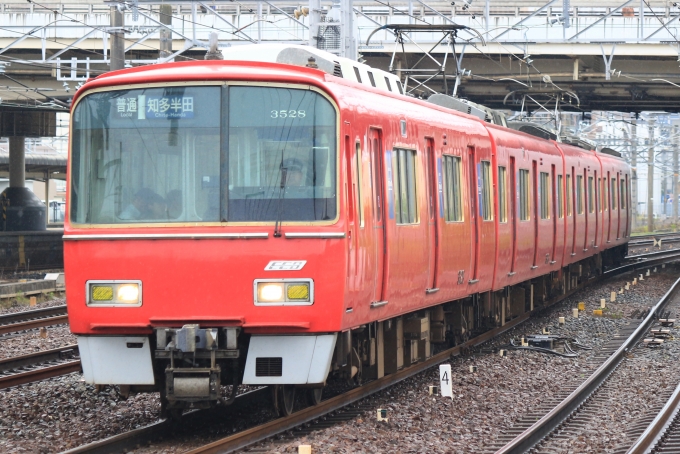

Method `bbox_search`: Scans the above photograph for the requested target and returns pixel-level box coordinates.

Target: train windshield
[70,85,337,224]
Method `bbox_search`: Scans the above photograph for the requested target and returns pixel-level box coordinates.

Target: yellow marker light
[91,286,113,301]
[258,283,284,302]
[286,284,309,301]
[117,284,140,302]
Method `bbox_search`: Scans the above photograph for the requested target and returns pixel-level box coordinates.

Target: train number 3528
[270,110,306,119]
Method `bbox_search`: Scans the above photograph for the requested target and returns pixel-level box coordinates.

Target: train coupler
[165,367,220,406]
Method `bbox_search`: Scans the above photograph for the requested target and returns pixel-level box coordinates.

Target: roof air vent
[507,122,558,141]
[600,147,622,158]
[333,61,343,78]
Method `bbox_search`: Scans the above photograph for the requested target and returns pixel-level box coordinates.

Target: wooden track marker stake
[611,291,616,302]
[29,296,36,307]
[299,445,312,454]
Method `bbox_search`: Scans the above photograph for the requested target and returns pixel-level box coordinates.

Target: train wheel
[273,385,295,416]
[307,387,323,406]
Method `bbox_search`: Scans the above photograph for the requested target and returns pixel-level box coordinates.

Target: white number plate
[264,260,307,271]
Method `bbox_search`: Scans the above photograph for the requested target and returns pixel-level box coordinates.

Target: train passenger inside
[166,189,182,219]
[119,188,167,221]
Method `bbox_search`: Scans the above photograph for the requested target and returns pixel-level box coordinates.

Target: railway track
[60,252,680,454]
[0,344,80,389]
[0,305,68,337]
[625,368,680,454]
[487,273,680,454]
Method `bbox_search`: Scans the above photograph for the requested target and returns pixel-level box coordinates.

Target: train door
[532,160,539,268]
[571,166,577,256]
[467,145,479,283]
[551,165,557,263]
[509,157,517,274]
[425,138,439,292]
[606,172,611,243]
[615,172,621,240]
[583,168,589,252]
[594,171,599,248]
[623,174,629,237]
[369,128,387,304]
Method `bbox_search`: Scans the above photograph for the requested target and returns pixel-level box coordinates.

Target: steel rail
[0,344,78,372]
[0,305,67,326]
[61,252,680,454]
[493,275,680,454]
[0,314,69,336]
[0,360,81,389]
[61,388,270,454]
[185,255,680,454]
[627,380,680,454]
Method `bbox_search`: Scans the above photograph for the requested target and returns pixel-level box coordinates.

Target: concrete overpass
[1,0,680,111]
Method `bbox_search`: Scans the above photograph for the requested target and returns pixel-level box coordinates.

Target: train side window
[620,179,626,209]
[498,166,507,223]
[519,169,530,221]
[540,172,550,219]
[355,141,364,227]
[392,148,418,224]
[588,176,594,214]
[443,155,462,222]
[611,178,617,210]
[481,161,493,221]
[566,174,572,216]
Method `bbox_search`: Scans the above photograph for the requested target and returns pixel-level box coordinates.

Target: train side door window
[443,155,463,222]
[588,176,594,214]
[519,169,530,221]
[498,166,507,223]
[599,178,604,212]
[577,175,584,214]
[620,179,626,209]
[355,141,364,227]
[604,176,609,211]
[566,174,572,216]
[480,161,493,221]
[392,148,418,224]
[611,178,617,210]
[557,175,564,218]
[540,171,550,219]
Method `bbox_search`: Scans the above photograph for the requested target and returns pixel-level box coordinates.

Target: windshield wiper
[273,167,288,238]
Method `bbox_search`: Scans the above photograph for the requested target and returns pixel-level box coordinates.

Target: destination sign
[114,95,195,119]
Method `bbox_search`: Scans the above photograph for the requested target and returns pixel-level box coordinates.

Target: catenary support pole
[110,6,125,71]
[673,123,678,225]
[8,137,25,188]
[648,118,655,233]
[159,4,173,60]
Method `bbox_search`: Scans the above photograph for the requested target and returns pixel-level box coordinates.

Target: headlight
[258,283,284,302]
[254,279,313,305]
[87,281,142,306]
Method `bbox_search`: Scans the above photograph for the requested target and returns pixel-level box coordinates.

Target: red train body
[65,46,630,414]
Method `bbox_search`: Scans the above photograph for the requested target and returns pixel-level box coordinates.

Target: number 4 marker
[439,364,453,398]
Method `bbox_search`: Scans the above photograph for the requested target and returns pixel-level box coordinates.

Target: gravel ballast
[1,270,677,453]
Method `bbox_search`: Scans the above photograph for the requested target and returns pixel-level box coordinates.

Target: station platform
[0,229,63,271]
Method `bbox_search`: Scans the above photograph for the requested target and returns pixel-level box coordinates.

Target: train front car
[65,62,344,416]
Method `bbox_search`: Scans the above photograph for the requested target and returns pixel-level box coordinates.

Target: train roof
[219,44,404,96]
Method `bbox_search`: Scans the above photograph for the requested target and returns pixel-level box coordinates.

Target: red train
[65,44,631,417]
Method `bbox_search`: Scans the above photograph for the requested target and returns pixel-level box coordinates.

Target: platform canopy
[0,151,66,181]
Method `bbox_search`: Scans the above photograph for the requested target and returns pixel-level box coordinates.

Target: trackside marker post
[440,364,453,399]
